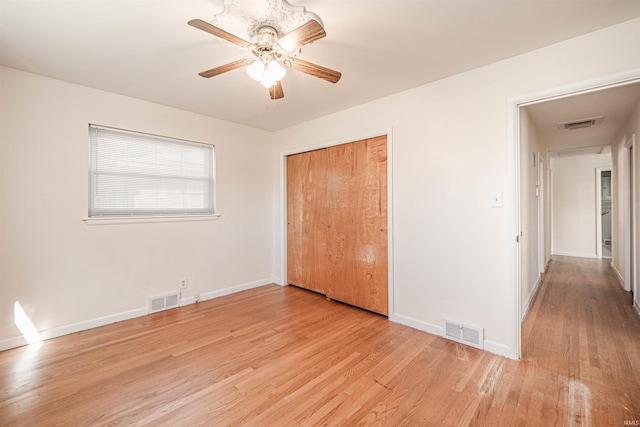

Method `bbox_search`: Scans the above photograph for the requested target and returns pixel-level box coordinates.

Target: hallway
[521,255,640,424]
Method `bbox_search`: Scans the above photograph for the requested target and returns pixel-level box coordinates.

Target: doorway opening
[513,73,640,359]
[597,168,612,259]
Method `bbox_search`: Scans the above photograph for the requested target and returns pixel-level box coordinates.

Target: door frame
[624,134,637,295]
[509,68,640,359]
[279,129,395,318]
[537,153,549,272]
[596,166,613,260]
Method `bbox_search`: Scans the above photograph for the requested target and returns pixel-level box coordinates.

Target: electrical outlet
[179,277,188,289]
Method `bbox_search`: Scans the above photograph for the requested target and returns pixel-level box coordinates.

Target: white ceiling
[525,82,640,155]
[1,0,640,131]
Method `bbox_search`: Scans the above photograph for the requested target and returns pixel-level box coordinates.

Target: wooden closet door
[326,136,388,315]
[286,149,327,293]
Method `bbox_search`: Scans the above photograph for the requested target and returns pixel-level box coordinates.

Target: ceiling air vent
[557,115,603,130]
[565,119,595,130]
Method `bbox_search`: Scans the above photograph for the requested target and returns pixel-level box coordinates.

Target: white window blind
[89,125,215,218]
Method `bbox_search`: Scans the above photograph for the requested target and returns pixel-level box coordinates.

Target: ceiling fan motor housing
[254,25,279,48]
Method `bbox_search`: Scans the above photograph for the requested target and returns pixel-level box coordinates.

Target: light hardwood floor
[1,256,639,425]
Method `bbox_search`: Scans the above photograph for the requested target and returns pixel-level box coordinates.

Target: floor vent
[149,292,180,314]
[443,319,484,349]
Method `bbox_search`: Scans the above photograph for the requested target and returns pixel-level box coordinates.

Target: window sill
[83,214,221,225]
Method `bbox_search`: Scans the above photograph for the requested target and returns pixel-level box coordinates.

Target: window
[88,125,216,219]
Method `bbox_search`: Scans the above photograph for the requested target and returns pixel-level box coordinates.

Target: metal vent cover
[148,292,180,314]
[443,319,484,349]
[557,115,604,130]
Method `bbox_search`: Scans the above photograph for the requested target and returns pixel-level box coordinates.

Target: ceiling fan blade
[198,59,247,78]
[289,58,342,83]
[188,19,251,49]
[269,81,284,100]
[277,19,326,52]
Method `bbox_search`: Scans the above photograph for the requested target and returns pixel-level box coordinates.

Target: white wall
[551,153,612,258]
[519,108,547,318]
[612,95,640,299]
[0,67,274,347]
[271,18,640,358]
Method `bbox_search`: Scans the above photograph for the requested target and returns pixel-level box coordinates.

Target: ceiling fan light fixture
[265,60,286,81]
[261,77,277,88]
[249,59,286,87]
[189,0,339,99]
[246,60,265,81]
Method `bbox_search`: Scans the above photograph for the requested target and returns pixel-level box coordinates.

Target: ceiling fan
[188,17,341,100]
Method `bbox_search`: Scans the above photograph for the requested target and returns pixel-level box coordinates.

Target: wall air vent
[443,319,484,349]
[148,291,180,314]
[557,115,603,130]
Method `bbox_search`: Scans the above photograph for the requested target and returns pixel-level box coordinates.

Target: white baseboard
[552,251,597,259]
[0,335,28,351]
[1,277,275,353]
[634,299,640,318]
[521,277,541,320]
[391,313,443,336]
[610,262,625,290]
[390,313,515,359]
[0,306,148,352]
[180,278,275,305]
[483,340,514,359]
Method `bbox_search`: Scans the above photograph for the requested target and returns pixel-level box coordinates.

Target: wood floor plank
[2,256,640,426]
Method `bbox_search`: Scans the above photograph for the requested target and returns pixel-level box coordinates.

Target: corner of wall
[610,262,625,289]
[520,276,542,320]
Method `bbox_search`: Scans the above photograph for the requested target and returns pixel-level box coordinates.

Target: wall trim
[622,134,636,292]
[1,278,274,352]
[634,299,640,318]
[391,313,516,359]
[0,306,148,352]
[610,262,625,289]
[483,341,514,359]
[0,336,28,352]
[180,278,275,305]
[392,313,443,336]
[521,276,542,320]
[551,251,598,259]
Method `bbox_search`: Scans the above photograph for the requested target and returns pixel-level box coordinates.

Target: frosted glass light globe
[265,60,286,81]
[246,60,265,81]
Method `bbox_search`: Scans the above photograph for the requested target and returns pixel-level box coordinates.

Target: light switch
[491,192,503,208]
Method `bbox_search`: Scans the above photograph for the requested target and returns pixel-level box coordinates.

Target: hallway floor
[521,255,640,425]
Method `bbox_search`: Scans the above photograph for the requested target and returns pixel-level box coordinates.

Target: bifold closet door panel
[286,149,328,293]
[326,136,388,315]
